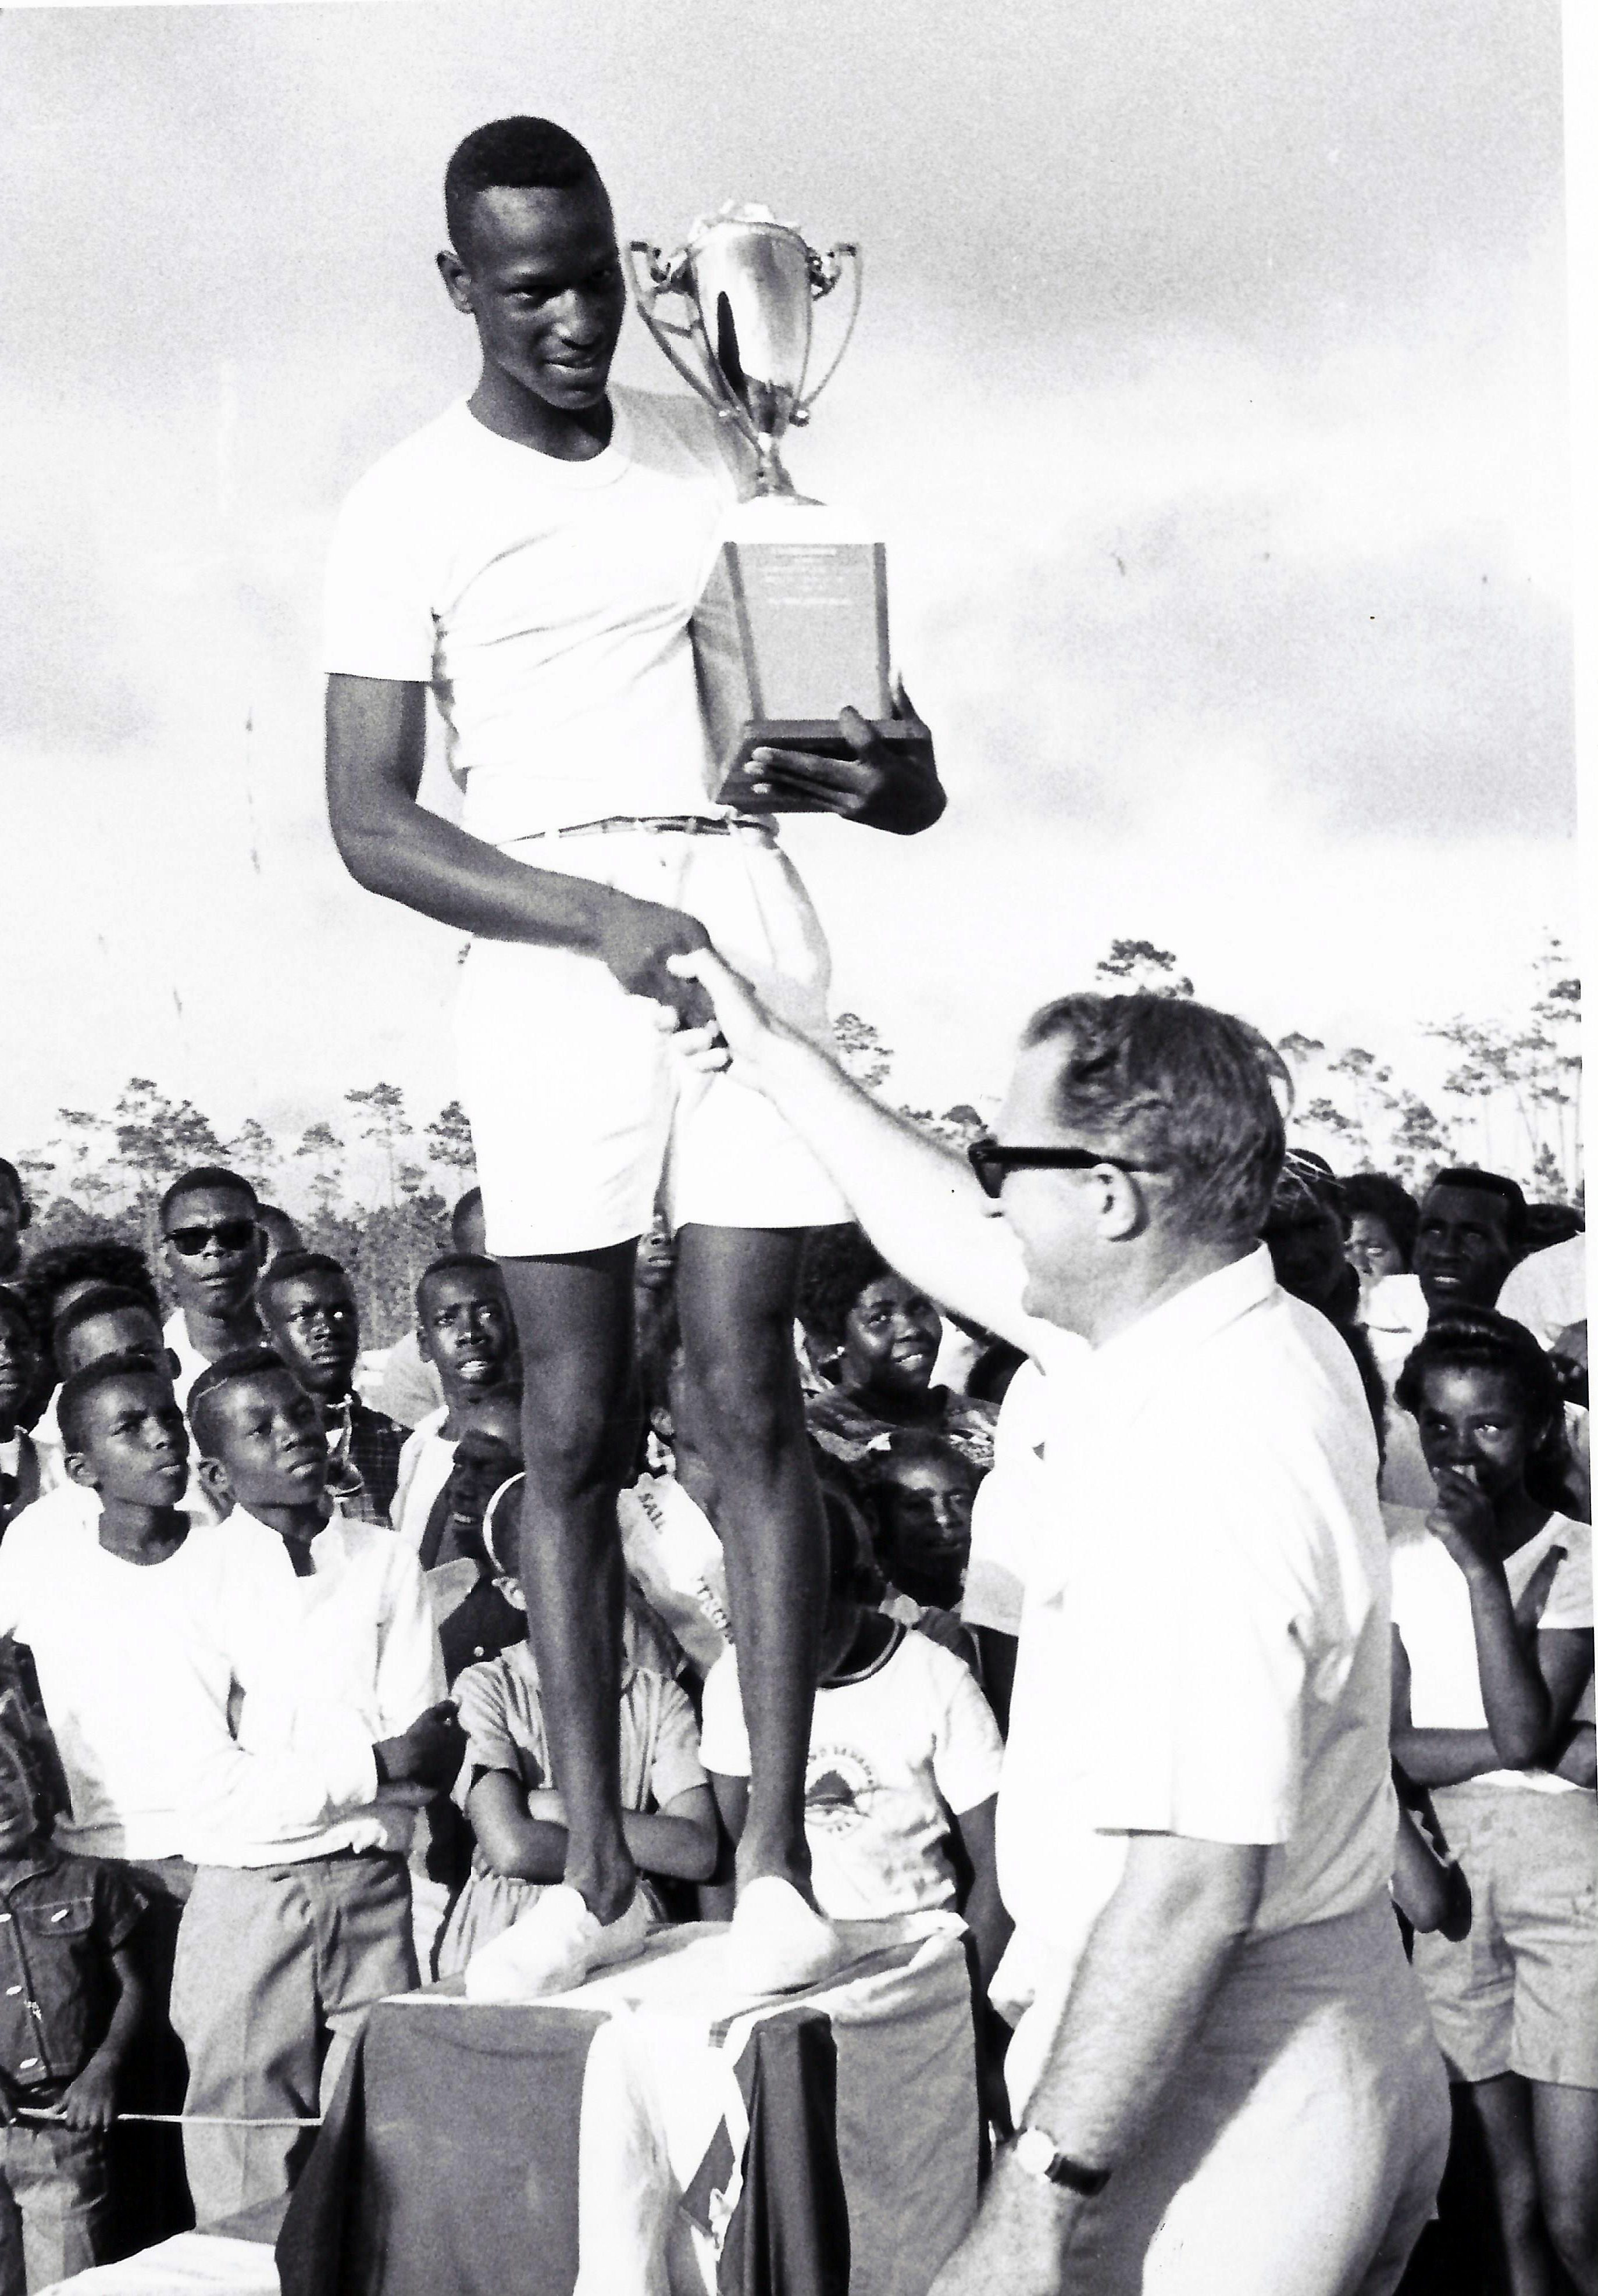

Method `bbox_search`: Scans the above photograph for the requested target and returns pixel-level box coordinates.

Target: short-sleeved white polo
[997,1247,1396,2001]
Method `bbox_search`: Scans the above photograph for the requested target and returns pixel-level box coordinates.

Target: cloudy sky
[0,0,1582,1183]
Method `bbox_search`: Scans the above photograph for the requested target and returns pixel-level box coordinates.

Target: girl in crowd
[1388,1309,1595,2296]
[798,1225,997,1474]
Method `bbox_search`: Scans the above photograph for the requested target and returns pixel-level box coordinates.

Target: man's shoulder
[338,402,473,498]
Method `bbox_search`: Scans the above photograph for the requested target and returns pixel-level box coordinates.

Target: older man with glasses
[157,1167,267,1410]
[668,956,1450,2296]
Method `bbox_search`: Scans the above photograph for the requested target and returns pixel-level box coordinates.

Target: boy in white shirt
[390,1255,516,1548]
[176,1350,461,2227]
[0,1353,416,2243]
[700,1490,1008,1987]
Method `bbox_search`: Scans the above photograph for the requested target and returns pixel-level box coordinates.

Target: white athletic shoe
[727,1877,851,1995]
[463,1883,653,2001]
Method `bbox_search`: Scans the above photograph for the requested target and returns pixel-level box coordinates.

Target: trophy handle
[794,243,863,419]
[625,240,752,430]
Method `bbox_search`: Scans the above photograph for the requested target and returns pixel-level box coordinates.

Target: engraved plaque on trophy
[628,205,912,810]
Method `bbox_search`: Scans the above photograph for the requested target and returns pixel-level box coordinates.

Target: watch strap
[1012,2128,1111,2196]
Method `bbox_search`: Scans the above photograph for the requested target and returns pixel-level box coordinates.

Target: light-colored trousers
[1008,1892,1451,2296]
[170,1853,416,2229]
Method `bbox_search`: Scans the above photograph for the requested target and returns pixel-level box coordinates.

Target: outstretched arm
[324,672,715,1022]
[668,948,1053,1353]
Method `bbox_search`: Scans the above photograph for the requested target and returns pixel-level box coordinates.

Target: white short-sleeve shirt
[998,1247,1397,1999]
[1387,1503,1592,1794]
[231,1508,447,1862]
[959,1360,1066,1638]
[323,389,742,843]
[700,1624,1003,1922]
[0,1488,376,1861]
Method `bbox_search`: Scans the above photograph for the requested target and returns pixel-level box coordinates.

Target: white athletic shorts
[456,821,852,1257]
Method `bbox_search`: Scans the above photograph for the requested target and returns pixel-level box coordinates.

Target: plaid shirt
[326,1396,408,1529]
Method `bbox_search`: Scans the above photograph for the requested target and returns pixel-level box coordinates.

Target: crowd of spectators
[0,1143,1588,2293]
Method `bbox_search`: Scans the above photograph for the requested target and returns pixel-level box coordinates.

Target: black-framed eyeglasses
[165,1218,258,1257]
[966,1138,1151,1201]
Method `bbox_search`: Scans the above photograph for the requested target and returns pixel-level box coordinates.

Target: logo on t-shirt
[805,1746,877,1833]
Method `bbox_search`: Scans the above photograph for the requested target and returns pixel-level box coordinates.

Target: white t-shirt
[391,1408,456,1549]
[1386,1503,1593,1793]
[998,1249,1398,2005]
[163,1309,215,1415]
[0,1485,376,1860]
[1497,1237,1586,1352]
[323,390,743,843]
[231,1507,445,1862]
[700,1625,1003,1923]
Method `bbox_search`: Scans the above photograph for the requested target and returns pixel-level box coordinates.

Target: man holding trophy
[322,116,943,1993]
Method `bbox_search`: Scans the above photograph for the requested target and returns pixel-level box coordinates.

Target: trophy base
[715,719,921,812]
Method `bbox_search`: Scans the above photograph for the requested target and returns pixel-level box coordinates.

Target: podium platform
[42,1914,979,2296]
[284,1911,978,2296]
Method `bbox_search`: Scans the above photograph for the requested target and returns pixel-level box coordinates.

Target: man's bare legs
[673,1224,825,1897]
[502,1243,640,1927]
[497,1224,832,1987]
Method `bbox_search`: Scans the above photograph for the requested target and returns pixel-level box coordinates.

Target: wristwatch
[1011,2127,1111,2197]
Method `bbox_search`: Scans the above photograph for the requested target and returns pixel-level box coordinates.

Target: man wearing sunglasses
[158,1168,267,1412]
[666,953,1449,2296]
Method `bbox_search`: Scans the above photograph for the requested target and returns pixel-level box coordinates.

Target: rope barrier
[14,2106,324,2128]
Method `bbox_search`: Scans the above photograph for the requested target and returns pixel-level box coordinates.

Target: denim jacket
[0,1845,141,2094]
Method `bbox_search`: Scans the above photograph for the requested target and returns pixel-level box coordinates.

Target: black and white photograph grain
[0,3,1591,2293]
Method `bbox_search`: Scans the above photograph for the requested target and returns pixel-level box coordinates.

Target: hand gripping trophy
[629,205,917,810]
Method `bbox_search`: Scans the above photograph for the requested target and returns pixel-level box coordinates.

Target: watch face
[1014,2130,1056,2177]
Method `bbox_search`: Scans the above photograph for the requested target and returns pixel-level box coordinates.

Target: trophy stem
[751,441,800,498]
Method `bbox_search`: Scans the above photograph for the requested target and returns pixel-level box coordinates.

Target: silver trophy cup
[628,205,908,808]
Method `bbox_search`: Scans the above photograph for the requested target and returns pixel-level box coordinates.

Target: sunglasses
[164,1219,258,1257]
[966,1138,1151,1200]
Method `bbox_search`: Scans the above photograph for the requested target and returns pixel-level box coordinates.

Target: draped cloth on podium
[277,1913,978,2296]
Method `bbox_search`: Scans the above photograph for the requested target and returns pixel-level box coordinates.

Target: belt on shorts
[516,813,773,842]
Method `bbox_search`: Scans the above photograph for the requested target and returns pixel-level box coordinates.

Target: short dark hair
[451,1186,484,1247]
[444,117,600,257]
[1394,1307,1564,1463]
[189,1346,296,1456]
[58,1351,175,1455]
[0,1159,24,1210]
[1342,1173,1420,1267]
[159,1167,259,1230]
[1523,1202,1584,1251]
[797,1225,892,1351]
[15,1242,160,1353]
[1019,993,1289,1248]
[1424,1168,1528,1253]
[415,1252,503,1311]
[52,1284,164,1374]
[258,1251,352,1312]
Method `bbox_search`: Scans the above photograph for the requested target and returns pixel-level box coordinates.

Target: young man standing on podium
[322,116,943,1995]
